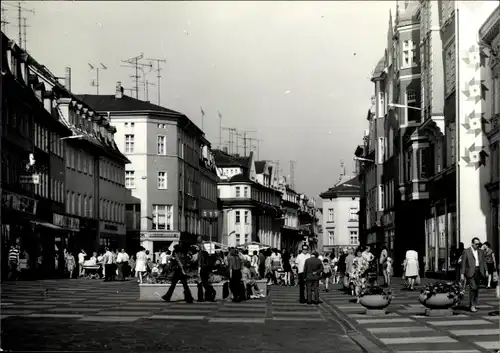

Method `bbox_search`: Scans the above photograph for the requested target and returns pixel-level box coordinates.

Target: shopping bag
[493,271,499,284]
[416,275,421,285]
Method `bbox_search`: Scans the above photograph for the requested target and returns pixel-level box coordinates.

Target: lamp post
[202,209,220,247]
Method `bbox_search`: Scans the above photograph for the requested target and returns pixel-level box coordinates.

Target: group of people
[67,248,131,281]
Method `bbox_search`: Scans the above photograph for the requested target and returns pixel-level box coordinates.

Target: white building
[215,151,282,248]
[319,176,360,256]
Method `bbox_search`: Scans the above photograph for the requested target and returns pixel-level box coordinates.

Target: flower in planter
[359,285,393,301]
[420,281,465,303]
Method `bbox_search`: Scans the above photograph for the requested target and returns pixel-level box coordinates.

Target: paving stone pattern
[322,281,500,353]
[1,279,362,352]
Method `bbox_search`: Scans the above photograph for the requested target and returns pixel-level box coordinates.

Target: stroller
[83,264,102,279]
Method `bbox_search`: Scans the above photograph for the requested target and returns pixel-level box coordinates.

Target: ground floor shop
[99,222,126,251]
[140,231,181,262]
[280,227,302,254]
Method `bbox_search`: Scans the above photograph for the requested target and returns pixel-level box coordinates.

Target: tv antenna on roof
[88,63,107,95]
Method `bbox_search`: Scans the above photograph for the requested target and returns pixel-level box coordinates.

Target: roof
[213,149,251,169]
[75,94,184,116]
[397,1,420,27]
[372,56,386,79]
[229,174,253,183]
[255,161,266,174]
[319,176,360,199]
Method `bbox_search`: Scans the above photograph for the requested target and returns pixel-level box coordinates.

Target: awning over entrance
[30,220,62,230]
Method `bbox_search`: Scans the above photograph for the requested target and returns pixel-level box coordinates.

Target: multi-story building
[356,1,498,277]
[481,6,500,268]
[298,194,319,251]
[79,82,218,254]
[2,32,129,277]
[278,181,301,252]
[319,177,360,256]
[215,151,282,248]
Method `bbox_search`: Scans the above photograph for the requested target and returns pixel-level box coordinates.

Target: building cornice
[479,6,500,44]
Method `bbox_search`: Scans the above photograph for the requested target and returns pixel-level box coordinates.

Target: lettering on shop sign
[53,213,80,230]
[104,224,118,231]
[141,232,180,239]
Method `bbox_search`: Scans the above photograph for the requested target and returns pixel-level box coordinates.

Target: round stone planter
[419,292,455,309]
[359,294,391,310]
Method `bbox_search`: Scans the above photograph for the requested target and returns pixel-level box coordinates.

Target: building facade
[481,6,500,269]
[279,183,301,253]
[215,151,282,248]
[79,83,218,255]
[356,1,499,277]
[319,177,360,256]
[2,32,129,278]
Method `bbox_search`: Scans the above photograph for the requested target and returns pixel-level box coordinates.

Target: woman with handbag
[404,249,419,291]
[482,242,497,288]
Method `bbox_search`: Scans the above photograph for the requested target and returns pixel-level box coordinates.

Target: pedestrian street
[321,281,500,353]
[1,279,363,352]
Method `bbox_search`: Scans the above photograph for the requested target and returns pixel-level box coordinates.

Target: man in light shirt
[116,249,129,281]
[78,249,87,277]
[461,237,487,312]
[295,244,311,304]
[103,247,114,282]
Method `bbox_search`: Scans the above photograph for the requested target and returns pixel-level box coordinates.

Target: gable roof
[254,161,266,174]
[75,94,184,116]
[213,149,251,169]
[319,176,360,199]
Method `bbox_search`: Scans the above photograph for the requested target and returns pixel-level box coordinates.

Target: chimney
[115,81,123,99]
[64,67,71,92]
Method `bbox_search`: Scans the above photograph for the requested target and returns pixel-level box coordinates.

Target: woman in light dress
[66,252,76,279]
[135,247,147,284]
[349,247,370,303]
[404,249,419,291]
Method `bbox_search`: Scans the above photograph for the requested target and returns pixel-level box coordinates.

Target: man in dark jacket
[304,251,323,305]
[337,249,348,290]
[227,248,244,302]
[197,241,216,302]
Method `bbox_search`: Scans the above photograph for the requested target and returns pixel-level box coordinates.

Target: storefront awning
[30,220,62,230]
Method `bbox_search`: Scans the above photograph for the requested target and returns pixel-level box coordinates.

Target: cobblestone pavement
[320,279,500,353]
[1,279,363,352]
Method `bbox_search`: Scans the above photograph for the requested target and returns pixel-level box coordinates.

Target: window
[130,122,135,128]
[328,231,334,245]
[244,211,249,224]
[378,92,385,118]
[235,210,241,224]
[402,40,417,68]
[125,134,135,153]
[157,171,167,189]
[349,208,359,221]
[328,208,334,222]
[244,234,249,244]
[378,185,385,211]
[350,231,359,245]
[157,135,166,155]
[444,40,456,95]
[387,128,394,158]
[235,186,241,197]
[88,196,93,218]
[244,187,249,198]
[235,234,241,246]
[152,204,173,230]
[378,137,385,164]
[406,90,417,103]
[125,171,135,188]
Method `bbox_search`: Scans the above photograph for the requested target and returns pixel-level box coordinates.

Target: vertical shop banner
[456,2,496,246]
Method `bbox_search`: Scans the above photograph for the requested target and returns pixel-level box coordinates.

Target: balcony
[399,179,429,201]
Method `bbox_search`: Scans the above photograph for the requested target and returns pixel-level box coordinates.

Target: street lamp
[388,103,422,111]
[353,156,375,163]
[202,209,220,247]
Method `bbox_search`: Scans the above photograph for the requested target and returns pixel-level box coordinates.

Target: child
[242,261,265,299]
[322,258,332,292]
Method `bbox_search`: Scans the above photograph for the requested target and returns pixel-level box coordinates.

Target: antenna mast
[146,57,166,105]
[241,130,257,157]
[1,5,8,32]
[121,53,152,99]
[8,2,34,48]
[217,111,223,149]
[89,63,107,95]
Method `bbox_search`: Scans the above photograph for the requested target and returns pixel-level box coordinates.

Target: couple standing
[295,245,323,305]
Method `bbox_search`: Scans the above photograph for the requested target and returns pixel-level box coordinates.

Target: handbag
[493,271,499,283]
[416,274,421,285]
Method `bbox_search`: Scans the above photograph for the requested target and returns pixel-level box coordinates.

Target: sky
[2,1,395,199]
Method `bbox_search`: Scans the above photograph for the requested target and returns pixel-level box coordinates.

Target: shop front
[99,222,126,251]
[140,231,181,261]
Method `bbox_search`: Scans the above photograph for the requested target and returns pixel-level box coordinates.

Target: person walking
[258,250,266,278]
[379,245,388,286]
[135,247,147,284]
[404,249,419,290]
[66,252,76,279]
[344,248,355,290]
[461,237,488,312]
[78,249,87,277]
[304,251,323,305]
[482,242,497,288]
[295,244,311,304]
[282,249,292,286]
[197,242,216,302]
[116,249,125,281]
[161,245,194,303]
[103,247,114,282]
[227,248,244,302]
[8,244,20,281]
